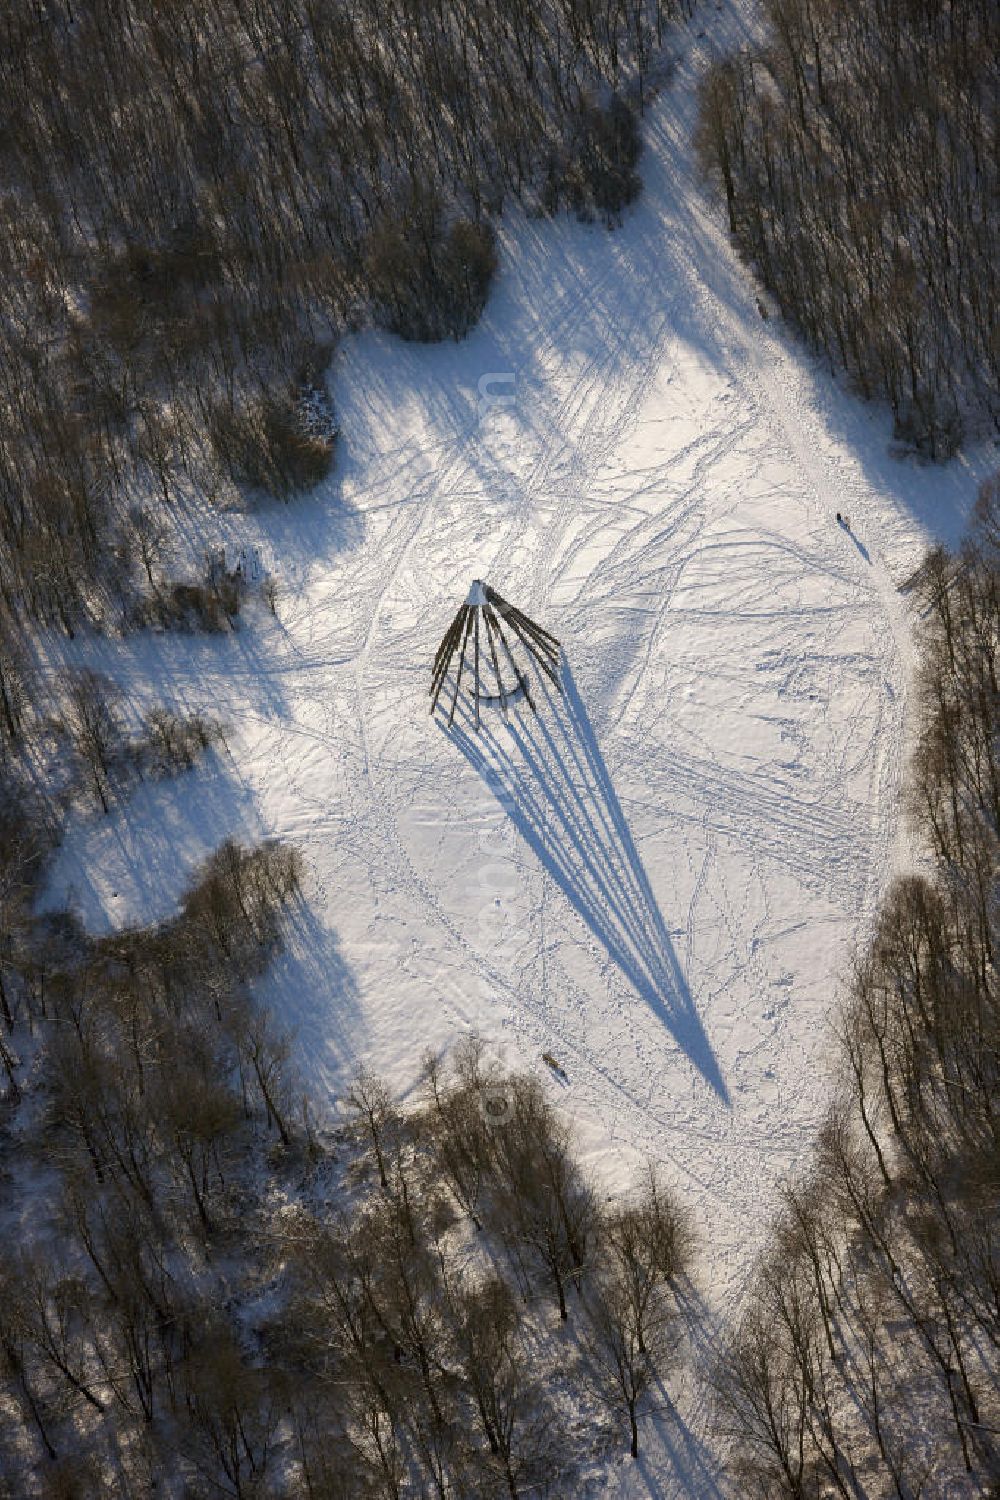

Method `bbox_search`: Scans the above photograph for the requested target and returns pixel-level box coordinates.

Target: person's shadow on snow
[837,513,871,562]
[443,661,729,1103]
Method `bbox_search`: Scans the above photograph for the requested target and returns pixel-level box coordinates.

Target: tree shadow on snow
[263,892,363,1105]
[443,661,728,1103]
[642,1386,728,1500]
[37,744,264,932]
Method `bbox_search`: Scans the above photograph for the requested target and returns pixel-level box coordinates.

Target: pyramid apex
[467,578,487,606]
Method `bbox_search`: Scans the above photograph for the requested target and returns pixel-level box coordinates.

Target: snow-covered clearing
[42,13,993,1493]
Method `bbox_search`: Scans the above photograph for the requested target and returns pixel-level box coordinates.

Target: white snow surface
[42,14,994,1493]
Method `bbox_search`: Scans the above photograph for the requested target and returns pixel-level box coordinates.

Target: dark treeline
[0,797,694,1492]
[298,1043,694,1488]
[0,829,303,1491]
[714,476,1000,1495]
[0,0,689,659]
[699,0,999,457]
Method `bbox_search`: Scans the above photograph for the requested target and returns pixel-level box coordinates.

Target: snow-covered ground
[42,14,994,1493]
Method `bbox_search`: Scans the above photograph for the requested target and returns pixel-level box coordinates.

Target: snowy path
[42,13,991,1493]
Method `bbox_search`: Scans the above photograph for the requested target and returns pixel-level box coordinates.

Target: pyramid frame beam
[480,603,509,716]
[448,606,475,727]
[484,600,536,714]
[430,605,468,714]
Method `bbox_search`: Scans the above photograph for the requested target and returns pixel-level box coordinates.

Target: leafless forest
[699,0,998,456]
[0,0,689,675]
[0,819,694,1492]
[2,0,998,1492]
[714,480,1000,1496]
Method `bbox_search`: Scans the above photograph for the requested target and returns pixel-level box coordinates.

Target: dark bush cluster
[558,96,644,222]
[366,203,499,344]
[714,476,1000,1495]
[698,0,999,456]
[208,392,336,500]
[140,707,224,774]
[131,574,242,634]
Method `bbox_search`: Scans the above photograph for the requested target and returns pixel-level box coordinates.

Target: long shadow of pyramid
[443,661,729,1103]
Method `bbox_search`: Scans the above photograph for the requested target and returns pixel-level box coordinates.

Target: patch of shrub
[57,671,224,809]
[133,574,241,633]
[209,394,336,500]
[138,709,224,775]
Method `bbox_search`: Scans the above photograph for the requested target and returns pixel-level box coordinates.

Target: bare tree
[448,1273,537,1497]
[487,1074,597,1321]
[178,1328,283,1499]
[62,669,124,814]
[583,1175,689,1459]
[348,1066,399,1191]
[123,503,169,591]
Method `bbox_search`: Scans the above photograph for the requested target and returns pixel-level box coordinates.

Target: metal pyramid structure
[431,580,561,730]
